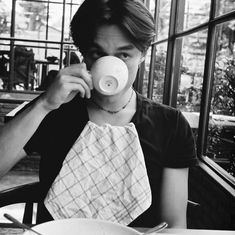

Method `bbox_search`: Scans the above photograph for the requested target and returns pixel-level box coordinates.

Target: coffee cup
[90,56,128,95]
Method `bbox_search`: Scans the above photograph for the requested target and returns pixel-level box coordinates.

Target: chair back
[0,182,41,224]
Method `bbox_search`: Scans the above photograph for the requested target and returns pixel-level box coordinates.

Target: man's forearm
[0,97,50,177]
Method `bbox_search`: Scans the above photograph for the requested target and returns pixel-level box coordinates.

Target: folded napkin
[44,121,151,225]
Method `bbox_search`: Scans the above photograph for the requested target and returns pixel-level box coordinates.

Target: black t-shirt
[23,92,197,227]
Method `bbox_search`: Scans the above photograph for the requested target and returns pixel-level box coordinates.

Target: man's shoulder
[136,92,179,117]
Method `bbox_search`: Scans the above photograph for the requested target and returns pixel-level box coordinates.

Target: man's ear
[138,56,145,67]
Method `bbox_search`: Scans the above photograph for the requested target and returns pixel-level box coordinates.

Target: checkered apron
[44,121,151,225]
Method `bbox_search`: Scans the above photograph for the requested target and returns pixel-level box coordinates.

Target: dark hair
[70,0,155,55]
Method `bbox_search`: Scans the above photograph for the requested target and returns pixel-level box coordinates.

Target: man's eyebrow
[89,42,103,50]
[89,42,135,51]
[117,44,135,51]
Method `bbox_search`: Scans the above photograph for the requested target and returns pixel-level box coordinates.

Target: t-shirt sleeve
[163,110,198,168]
[24,116,48,155]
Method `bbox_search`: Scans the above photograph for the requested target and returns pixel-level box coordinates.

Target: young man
[0,0,197,228]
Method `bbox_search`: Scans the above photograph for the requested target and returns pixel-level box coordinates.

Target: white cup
[90,56,128,95]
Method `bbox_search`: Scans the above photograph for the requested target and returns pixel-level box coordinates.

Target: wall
[187,164,235,230]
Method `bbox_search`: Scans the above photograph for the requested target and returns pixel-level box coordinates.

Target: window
[206,20,235,178]
[176,30,207,134]
[152,43,167,104]
[176,0,211,32]
[157,0,171,41]
[0,0,83,92]
[215,0,235,16]
[143,0,235,184]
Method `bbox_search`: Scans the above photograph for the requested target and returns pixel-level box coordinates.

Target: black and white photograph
[0,0,234,234]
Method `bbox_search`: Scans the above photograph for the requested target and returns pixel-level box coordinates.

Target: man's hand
[41,63,93,111]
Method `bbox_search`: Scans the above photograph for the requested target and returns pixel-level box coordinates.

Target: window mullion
[44,1,50,59]
[197,1,218,158]
[8,0,17,91]
[147,45,156,99]
[163,0,180,106]
[59,0,66,69]
[147,0,159,99]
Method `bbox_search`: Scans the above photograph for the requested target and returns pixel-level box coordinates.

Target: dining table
[0,223,234,235]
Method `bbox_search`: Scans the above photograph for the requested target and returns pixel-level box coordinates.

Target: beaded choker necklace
[92,89,134,114]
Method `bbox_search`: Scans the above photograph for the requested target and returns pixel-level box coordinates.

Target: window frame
[142,0,235,190]
[0,0,81,92]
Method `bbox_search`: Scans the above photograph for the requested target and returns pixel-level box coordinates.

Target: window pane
[0,0,11,37]
[64,3,80,40]
[176,30,207,132]
[157,0,171,40]
[215,0,235,16]
[70,0,84,5]
[176,0,210,32]
[47,3,63,41]
[0,41,10,91]
[1,41,61,91]
[141,47,151,97]
[0,0,85,92]
[63,44,81,67]
[206,21,235,177]
[145,0,156,17]
[34,47,60,91]
[15,1,47,40]
[51,0,64,3]
[152,43,167,103]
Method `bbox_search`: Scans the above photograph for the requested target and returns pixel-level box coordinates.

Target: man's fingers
[59,63,93,90]
[64,83,86,98]
[60,75,91,98]
[64,77,92,98]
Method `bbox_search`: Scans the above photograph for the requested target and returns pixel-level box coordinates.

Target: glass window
[0,0,12,37]
[34,47,60,91]
[0,42,10,90]
[152,43,167,103]
[0,0,83,92]
[215,0,235,16]
[64,3,80,40]
[141,47,151,97]
[157,0,171,40]
[71,0,84,5]
[176,0,211,32]
[176,30,208,131]
[47,3,63,41]
[206,21,235,177]
[51,0,64,3]
[145,0,156,17]
[15,1,47,40]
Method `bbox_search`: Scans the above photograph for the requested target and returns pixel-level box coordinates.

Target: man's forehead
[95,25,130,42]
[92,25,135,50]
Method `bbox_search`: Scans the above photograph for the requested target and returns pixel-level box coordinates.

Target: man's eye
[93,52,102,59]
[89,50,104,59]
[119,53,129,60]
